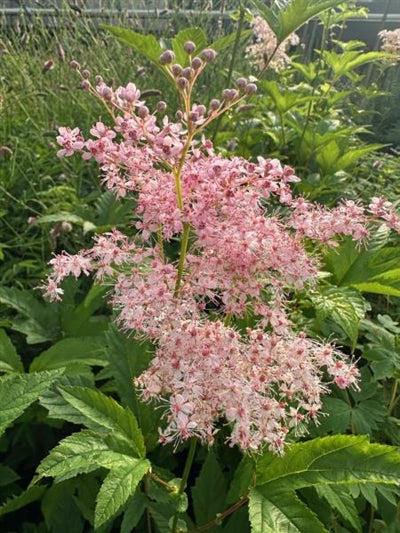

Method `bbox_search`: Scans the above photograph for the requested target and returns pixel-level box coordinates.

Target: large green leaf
[192,451,227,531]
[250,0,343,45]
[30,337,107,372]
[0,370,64,436]
[36,429,138,483]
[94,459,150,529]
[249,486,328,533]
[250,436,400,533]
[0,486,46,518]
[0,287,59,343]
[315,485,361,532]
[0,329,23,373]
[324,227,400,297]
[101,26,163,69]
[56,386,146,457]
[104,325,161,451]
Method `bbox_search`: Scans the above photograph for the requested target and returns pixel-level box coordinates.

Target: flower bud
[159,50,175,65]
[201,48,217,62]
[191,57,202,70]
[171,64,183,77]
[245,83,257,95]
[176,110,184,120]
[80,79,90,90]
[182,67,194,80]
[184,41,196,54]
[196,104,206,115]
[42,60,54,74]
[101,86,113,100]
[138,105,150,118]
[95,75,103,84]
[236,77,247,89]
[157,101,167,112]
[222,89,238,101]
[82,69,90,79]
[70,59,80,70]
[188,111,199,122]
[177,77,188,89]
[210,99,220,110]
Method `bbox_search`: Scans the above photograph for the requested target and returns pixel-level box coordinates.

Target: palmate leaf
[0,369,64,437]
[315,485,361,532]
[56,386,146,458]
[250,436,400,533]
[94,459,150,529]
[324,226,400,297]
[249,0,343,44]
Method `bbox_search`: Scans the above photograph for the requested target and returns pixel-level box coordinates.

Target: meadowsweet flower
[379,28,400,64]
[246,15,300,71]
[43,66,399,454]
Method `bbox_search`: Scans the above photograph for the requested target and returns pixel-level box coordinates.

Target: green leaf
[249,486,328,533]
[227,456,255,504]
[57,386,146,457]
[0,465,20,487]
[172,28,208,67]
[36,429,138,483]
[0,287,59,343]
[0,486,46,518]
[121,492,147,533]
[94,459,150,529]
[192,451,227,531]
[211,29,253,53]
[310,287,366,348]
[30,337,107,372]
[324,226,400,297]
[0,370,64,436]
[61,283,108,337]
[250,0,343,45]
[315,397,351,434]
[0,328,24,373]
[42,481,84,533]
[255,435,400,489]
[104,325,161,451]
[315,485,361,532]
[102,25,163,69]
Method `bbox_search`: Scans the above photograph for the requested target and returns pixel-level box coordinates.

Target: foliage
[1,2,400,532]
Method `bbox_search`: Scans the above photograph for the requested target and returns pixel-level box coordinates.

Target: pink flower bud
[70,60,80,70]
[183,41,196,54]
[210,99,220,110]
[182,67,194,80]
[245,83,257,95]
[95,75,103,84]
[80,80,90,90]
[82,69,90,79]
[201,48,217,62]
[171,64,183,77]
[191,57,202,70]
[42,60,54,73]
[177,77,188,89]
[236,77,247,89]
[157,101,167,111]
[159,50,175,65]
[138,105,150,118]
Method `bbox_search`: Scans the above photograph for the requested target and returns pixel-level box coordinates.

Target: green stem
[174,222,190,297]
[388,378,399,415]
[171,438,197,533]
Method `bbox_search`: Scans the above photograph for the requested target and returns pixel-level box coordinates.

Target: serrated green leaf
[250,0,343,44]
[0,486,46,518]
[0,369,64,436]
[121,491,147,533]
[61,283,108,337]
[57,386,145,457]
[42,481,84,533]
[315,397,352,434]
[102,25,163,69]
[256,435,400,489]
[249,486,328,533]
[227,456,255,504]
[36,429,137,483]
[94,459,150,529]
[172,28,208,67]
[192,451,227,531]
[315,485,361,532]
[0,328,24,373]
[39,374,95,425]
[30,337,107,372]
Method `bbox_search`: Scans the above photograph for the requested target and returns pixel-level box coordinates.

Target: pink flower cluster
[246,15,300,71]
[43,60,400,453]
[379,28,400,64]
